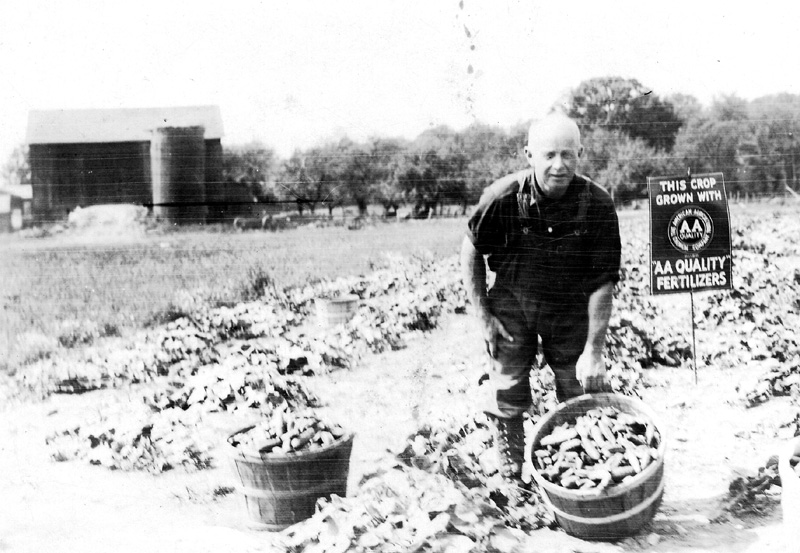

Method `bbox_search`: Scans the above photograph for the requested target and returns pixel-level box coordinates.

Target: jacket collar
[522,173,585,206]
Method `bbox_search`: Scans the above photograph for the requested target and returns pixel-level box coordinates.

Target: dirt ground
[1,310,796,553]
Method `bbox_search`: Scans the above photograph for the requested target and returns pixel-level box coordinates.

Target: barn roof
[26,105,224,145]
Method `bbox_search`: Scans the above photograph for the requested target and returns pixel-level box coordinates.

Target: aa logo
[668,207,713,253]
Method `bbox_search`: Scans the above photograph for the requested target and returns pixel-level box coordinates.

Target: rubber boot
[488,414,526,482]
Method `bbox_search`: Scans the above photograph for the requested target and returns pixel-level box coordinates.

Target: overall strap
[517,174,593,228]
[516,173,532,220]
[575,178,593,233]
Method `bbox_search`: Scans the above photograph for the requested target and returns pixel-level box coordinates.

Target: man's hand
[461,236,514,358]
[479,311,514,358]
[576,348,607,392]
[578,281,614,393]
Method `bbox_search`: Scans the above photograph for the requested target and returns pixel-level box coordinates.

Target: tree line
[5,77,799,215]
[224,77,799,215]
[223,124,525,218]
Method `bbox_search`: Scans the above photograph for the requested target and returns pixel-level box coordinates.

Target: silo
[150,126,207,224]
[204,139,225,223]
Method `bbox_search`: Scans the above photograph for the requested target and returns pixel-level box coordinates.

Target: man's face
[524,126,582,199]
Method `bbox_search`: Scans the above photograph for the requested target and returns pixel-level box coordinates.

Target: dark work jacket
[468,172,621,301]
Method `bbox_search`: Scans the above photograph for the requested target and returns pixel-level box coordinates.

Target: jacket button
[547,227,553,233]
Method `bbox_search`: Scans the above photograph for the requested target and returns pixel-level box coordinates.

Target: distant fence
[17,198,469,229]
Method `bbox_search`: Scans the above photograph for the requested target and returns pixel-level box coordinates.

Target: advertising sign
[648,172,732,295]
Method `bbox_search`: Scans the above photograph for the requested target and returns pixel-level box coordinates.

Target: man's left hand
[576,349,607,393]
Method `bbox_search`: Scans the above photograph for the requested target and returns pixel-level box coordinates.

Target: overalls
[484,176,594,416]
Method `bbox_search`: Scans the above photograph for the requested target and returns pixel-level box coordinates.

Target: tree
[277,136,407,217]
[709,94,749,122]
[222,142,277,201]
[276,150,308,213]
[666,93,703,126]
[582,128,670,203]
[396,153,439,217]
[402,126,471,215]
[278,151,309,214]
[373,180,403,215]
[428,137,469,211]
[673,120,748,193]
[337,138,376,217]
[561,76,683,151]
[367,137,408,215]
[304,143,348,215]
[744,94,800,193]
[670,95,753,196]
[460,123,525,205]
[1,144,31,187]
[277,144,346,215]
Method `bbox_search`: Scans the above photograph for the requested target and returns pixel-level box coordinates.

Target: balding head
[527,113,582,151]
[524,113,583,199]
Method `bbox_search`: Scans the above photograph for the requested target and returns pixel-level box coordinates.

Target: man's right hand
[461,236,514,357]
[480,311,514,357]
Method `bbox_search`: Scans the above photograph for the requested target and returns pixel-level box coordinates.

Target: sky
[1,0,799,164]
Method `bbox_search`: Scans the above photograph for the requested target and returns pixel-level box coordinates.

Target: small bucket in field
[228,426,355,530]
[315,294,359,327]
[779,437,800,539]
[529,393,666,541]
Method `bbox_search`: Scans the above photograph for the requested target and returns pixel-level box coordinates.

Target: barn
[26,105,227,225]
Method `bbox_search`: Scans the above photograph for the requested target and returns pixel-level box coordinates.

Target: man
[460,113,621,479]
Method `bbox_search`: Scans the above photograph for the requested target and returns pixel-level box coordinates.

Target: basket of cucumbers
[227,406,354,530]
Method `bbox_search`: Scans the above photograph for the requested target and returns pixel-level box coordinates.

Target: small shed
[0,185,32,232]
[26,106,225,224]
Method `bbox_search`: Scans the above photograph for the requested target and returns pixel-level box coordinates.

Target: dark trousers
[484,283,588,417]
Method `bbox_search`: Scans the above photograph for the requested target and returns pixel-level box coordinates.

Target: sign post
[647,171,732,382]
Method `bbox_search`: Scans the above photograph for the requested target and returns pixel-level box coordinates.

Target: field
[0,218,465,370]
[1,203,800,552]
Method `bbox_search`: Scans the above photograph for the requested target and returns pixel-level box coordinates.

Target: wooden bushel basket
[315,294,359,327]
[529,393,667,541]
[228,427,355,530]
